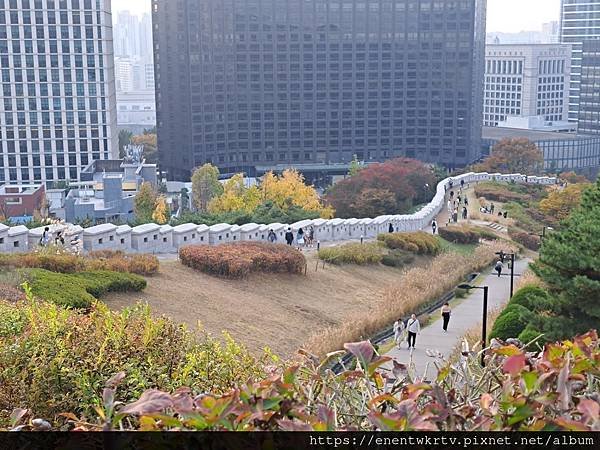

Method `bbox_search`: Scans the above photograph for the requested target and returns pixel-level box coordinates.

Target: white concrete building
[484,44,572,127]
[0,0,118,184]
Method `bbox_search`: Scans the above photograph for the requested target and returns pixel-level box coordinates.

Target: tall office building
[153,0,487,181]
[560,0,600,122]
[484,44,571,127]
[579,40,600,134]
[0,0,118,184]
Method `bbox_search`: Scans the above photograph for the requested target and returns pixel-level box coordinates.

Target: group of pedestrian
[276,226,315,249]
[479,202,508,219]
[39,227,65,247]
[393,302,453,350]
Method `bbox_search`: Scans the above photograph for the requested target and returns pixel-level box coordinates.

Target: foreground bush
[489,304,534,341]
[21,331,599,431]
[21,269,147,309]
[381,250,415,268]
[0,301,267,425]
[318,242,383,265]
[378,232,441,255]
[0,250,159,276]
[438,225,480,244]
[508,228,541,251]
[179,242,306,278]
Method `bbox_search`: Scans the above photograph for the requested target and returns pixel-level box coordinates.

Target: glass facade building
[153,0,487,181]
[560,0,600,122]
[579,40,600,134]
[0,0,118,185]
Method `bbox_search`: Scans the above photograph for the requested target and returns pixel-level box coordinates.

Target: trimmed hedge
[180,242,306,278]
[438,226,480,245]
[22,269,147,309]
[318,242,383,265]
[377,232,442,255]
[508,228,541,251]
[0,251,159,276]
[509,285,555,312]
[490,304,534,341]
[381,250,415,268]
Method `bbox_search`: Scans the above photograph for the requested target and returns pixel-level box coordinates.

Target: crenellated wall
[4,172,557,255]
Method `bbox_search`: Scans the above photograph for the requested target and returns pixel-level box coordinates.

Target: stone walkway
[383,257,530,380]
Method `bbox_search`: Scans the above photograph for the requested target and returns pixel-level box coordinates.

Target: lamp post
[458,283,489,367]
[496,251,516,299]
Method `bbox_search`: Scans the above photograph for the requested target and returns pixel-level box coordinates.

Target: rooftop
[482,127,584,142]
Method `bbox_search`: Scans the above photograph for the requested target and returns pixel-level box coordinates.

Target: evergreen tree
[532,178,600,331]
[134,182,157,224]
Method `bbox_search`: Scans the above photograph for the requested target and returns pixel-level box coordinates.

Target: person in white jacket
[406,314,421,349]
[393,319,406,349]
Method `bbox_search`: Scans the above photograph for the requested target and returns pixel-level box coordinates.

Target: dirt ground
[103,253,410,359]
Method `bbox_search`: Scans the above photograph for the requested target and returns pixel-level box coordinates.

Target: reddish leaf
[578,399,600,421]
[344,341,375,369]
[105,371,126,388]
[502,354,526,376]
[119,390,173,415]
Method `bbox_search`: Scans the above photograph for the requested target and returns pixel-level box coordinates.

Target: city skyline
[112,0,562,34]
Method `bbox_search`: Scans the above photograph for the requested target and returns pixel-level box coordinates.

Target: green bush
[490,304,534,341]
[518,325,546,351]
[0,301,267,424]
[318,242,383,265]
[381,250,415,268]
[509,285,555,312]
[21,269,147,309]
[378,232,441,255]
[438,226,480,245]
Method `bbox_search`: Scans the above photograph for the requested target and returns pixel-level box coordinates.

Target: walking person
[40,227,50,247]
[307,225,315,247]
[495,259,503,278]
[490,203,495,214]
[441,302,451,332]
[462,207,468,220]
[431,219,437,235]
[285,227,294,246]
[460,179,465,189]
[268,229,277,243]
[296,228,305,249]
[388,223,394,233]
[464,197,469,206]
[393,318,406,350]
[447,199,452,214]
[453,208,458,223]
[406,314,420,349]
[54,230,65,246]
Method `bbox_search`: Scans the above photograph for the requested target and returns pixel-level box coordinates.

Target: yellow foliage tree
[260,170,334,218]
[539,183,590,222]
[208,174,261,214]
[152,195,169,224]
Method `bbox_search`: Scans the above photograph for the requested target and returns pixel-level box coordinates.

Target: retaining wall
[1,172,556,255]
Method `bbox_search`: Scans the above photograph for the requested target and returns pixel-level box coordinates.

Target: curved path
[384,257,530,380]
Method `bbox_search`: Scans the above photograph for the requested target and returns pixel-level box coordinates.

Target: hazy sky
[112,0,562,33]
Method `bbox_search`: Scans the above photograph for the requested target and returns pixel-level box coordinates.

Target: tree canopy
[475,138,544,175]
[191,164,223,212]
[325,158,436,218]
[134,182,157,224]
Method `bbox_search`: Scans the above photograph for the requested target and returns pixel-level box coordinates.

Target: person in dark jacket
[388,223,394,233]
[285,228,294,246]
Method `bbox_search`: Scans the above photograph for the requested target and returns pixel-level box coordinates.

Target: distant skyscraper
[578,40,600,134]
[484,44,571,127]
[0,0,118,184]
[153,0,487,181]
[560,0,600,122]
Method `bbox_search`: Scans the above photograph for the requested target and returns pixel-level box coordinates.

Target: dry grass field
[103,252,415,359]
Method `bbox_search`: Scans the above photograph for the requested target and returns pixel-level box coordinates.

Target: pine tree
[532,178,600,331]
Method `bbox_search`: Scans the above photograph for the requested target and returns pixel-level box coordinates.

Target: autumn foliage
[474,138,544,175]
[326,158,436,218]
[179,242,306,279]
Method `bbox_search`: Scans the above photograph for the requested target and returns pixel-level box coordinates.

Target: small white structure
[83,223,119,252]
[258,224,270,241]
[230,224,241,242]
[6,225,29,252]
[361,218,378,238]
[131,223,162,253]
[240,223,260,241]
[0,224,8,252]
[157,225,174,253]
[329,218,348,241]
[346,218,363,239]
[209,223,233,244]
[116,225,133,251]
[173,223,202,247]
[311,218,332,241]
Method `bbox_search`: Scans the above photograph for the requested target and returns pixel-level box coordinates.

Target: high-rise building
[153,0,487,181]
[560,0,600,122]
[0,0,118,184]
[579,40,600,134]
[484,44,571,127]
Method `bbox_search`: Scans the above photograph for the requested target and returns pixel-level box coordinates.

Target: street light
[458,283,489,367]
[496,251,516,298]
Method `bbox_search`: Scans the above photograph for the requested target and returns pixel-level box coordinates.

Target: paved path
[384,257,530,380]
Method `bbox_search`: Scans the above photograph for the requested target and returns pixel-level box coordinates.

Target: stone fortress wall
[0,172,557,255]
